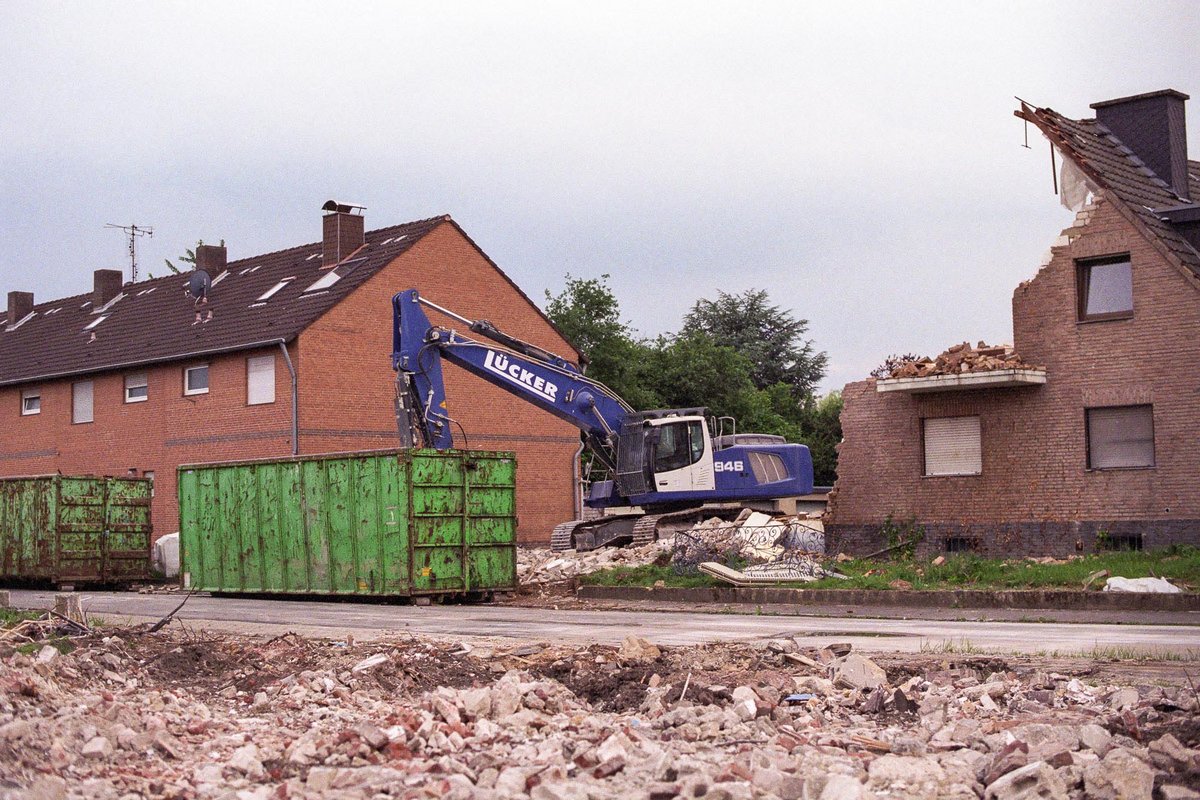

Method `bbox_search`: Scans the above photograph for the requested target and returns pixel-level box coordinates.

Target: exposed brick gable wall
[299,222,578,542]
[827,193,1200,556]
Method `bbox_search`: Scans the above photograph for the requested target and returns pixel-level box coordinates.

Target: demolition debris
[0,626,1197,800]
[881,342,1044,379]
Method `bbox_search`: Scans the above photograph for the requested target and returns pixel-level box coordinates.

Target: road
[9,589,1199,657]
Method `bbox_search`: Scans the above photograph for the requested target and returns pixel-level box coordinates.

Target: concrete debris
[0,626,1196,800]
[518,538,672,585]
[1103,576,1182,593]
[885,341,1043,379]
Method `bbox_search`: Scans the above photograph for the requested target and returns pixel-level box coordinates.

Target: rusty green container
[177,449,517,597]
[0,475,153,585]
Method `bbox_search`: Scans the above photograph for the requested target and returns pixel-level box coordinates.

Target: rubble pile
[885,342,1043,379]
[518,539,672,585]
[2,627,1197,800]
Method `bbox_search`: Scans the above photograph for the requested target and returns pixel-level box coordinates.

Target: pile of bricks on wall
[883,342,1043,379]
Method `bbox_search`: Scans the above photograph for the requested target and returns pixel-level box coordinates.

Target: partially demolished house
[0,205,581,544]
[828,89,1200,557]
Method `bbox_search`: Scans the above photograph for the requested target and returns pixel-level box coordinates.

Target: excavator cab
[613,411,717,498]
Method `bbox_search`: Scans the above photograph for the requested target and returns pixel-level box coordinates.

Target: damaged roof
[1016,99,1200,283]
[0,216,448,387]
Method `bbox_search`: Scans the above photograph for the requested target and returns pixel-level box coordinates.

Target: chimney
[93,269,123,308]
[1091,89,1190,200]
[321,200,365,268]
[6,291,33,327]
[195,243,227,274]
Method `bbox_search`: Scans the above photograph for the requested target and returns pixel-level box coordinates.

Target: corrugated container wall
[0,475,152,585]
[178,449,517,597]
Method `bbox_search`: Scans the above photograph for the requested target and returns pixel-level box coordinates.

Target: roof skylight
[95,292,125,313]
[304,270,342,292]
[256,277,296,301]
[84,315,108,330]
[210,270,229,286]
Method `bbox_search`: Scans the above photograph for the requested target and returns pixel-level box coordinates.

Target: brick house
[827,90,1200,557]
[0,205,582,545]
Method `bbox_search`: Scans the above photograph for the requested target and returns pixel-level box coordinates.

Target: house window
[1087,405,1154,469]
[20,389,40,415]
[1077,256,1132,321]
[72,380,94,424]
[246,355,276,405]
[184,364,210,396]
[124,372,148,403]
[144,470,155,496]
[922,416,981,476]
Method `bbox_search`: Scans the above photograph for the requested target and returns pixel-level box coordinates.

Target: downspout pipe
[276,340,299,456]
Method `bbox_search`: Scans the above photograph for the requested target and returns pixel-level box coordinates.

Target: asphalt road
[8,589,1199,657]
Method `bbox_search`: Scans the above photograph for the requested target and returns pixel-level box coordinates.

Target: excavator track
[631,505,750,546]
[550,520,586,552]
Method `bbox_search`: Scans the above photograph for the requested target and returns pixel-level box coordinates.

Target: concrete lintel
[876,369,1048,394]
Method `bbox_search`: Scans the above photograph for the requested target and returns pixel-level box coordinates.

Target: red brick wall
[297,222,579,544]
[828,195,1200,554]
[0,345,295,542]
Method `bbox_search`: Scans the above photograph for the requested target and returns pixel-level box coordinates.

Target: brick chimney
[93,269,123,308]
[1092,89,1190,201]
[321,200,365,268]
[195,243,227,274]
[6,291,33,326]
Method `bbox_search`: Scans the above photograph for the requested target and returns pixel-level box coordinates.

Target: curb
[577,585,1200,612]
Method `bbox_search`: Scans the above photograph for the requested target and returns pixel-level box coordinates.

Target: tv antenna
[105,223,153,282]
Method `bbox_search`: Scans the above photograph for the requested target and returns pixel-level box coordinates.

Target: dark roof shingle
[0,216,447,386]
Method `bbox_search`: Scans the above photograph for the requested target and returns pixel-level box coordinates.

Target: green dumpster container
[0,474,153,585]
[178,449,517,597]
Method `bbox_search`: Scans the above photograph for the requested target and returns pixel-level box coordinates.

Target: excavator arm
[391,289,634,468]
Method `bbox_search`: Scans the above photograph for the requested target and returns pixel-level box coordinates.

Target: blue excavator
[392,289,814,551]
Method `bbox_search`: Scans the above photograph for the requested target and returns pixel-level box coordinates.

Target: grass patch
[579,546,1200,592]
[0,608,42,628]
[578,564,720,589]
[16,637,75,656]
[802,546,1200,591]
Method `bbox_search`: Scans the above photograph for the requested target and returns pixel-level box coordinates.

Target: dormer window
[1077,255,1132,321]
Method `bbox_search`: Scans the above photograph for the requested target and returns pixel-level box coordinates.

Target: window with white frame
[1087,405,1154,469]
[20,389,40,415]
[72,380,94,424]
[922,416,981,476]
[124,372,148,403]
[246,355,276,405]
[184,364,209,396]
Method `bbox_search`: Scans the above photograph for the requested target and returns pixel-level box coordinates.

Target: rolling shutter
[247,355,276,405]
[72,380,93,424]
[923,416,981,476]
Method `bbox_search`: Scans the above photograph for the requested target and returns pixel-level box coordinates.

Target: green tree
[795,390,843,486]
[680,289,827,398]
[544,274,659,408]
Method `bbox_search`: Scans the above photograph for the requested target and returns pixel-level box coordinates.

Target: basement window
[124,372,148,403]
[256,277,295,301]
[1077,255,1132,321]
[184,364,209,396]
[72,380,93,424]
[1086,405,1154,469]
[1097,532,1143,552]
[922,416,981,476]
[21,389,40,415]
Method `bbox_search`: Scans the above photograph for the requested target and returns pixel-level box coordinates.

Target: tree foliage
[681,289,827,398]
[544,276,842,483]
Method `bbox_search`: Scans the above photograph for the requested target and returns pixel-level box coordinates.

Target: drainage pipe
[276,340,299,456]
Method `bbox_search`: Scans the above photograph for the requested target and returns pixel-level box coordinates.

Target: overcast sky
[1,2,1197,394]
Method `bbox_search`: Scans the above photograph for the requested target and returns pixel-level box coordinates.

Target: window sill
[1086,465,1155,472]
[21,411,40,417]
[922,473,982,478]
[184,390,209,397]
[1077,314,1133,325]
[125,397,148,404]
